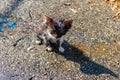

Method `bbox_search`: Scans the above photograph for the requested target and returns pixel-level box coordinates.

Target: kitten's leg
[35,35,44,45]
[36,33,48,45]
[59,37,65,52]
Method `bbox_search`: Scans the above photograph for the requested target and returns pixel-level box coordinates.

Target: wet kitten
[34,16,73,52]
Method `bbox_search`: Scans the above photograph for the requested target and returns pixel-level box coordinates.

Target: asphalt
[0,0,120,80]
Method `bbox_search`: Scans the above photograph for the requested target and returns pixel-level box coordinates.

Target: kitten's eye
[54,23,58,27]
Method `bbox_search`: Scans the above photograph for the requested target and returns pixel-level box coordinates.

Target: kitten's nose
[59,24,64,27]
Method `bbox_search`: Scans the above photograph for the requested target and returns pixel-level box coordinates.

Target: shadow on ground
[52,41,118,78]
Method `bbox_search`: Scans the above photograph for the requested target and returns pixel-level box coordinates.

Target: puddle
[74,41,120,57]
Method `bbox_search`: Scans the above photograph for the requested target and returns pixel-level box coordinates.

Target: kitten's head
[44,16,73,39]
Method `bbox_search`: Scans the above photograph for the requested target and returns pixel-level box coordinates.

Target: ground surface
[0,0,120,80]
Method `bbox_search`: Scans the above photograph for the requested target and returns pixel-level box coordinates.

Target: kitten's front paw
[59,47,65,53]
[35,39,43,45]
[36,40,41,44]
[46,46,52,52]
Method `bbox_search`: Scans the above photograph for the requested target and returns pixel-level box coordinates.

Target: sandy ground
[0,0,120,80]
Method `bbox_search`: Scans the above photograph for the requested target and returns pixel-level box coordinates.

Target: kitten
[34,16,73,52]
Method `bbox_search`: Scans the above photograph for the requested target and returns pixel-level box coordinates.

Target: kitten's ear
[44,16,53,23]
[43,16,55,29]
[64,20,73,28]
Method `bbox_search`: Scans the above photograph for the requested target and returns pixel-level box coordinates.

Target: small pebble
[27,46,34,51]
[64,3,71,6]
[70,8,77,13]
